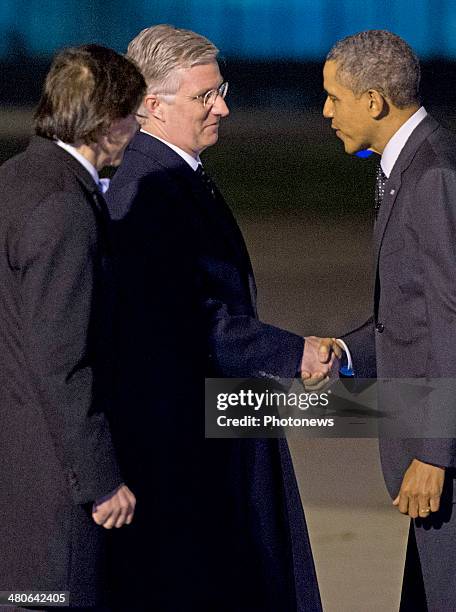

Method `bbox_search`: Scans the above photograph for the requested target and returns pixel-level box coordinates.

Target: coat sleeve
[341,317,377,378]
[204,297,305,379]
[16,191,123,504]
[108,172,305,380]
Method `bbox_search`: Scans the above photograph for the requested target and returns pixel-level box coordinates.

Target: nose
[211,94,229,118]
[323,96,333,118]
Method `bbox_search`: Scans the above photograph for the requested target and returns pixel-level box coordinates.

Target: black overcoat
[0,137,123,607]
[105,132,322,612]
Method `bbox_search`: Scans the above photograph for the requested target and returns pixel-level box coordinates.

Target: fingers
[417,494,431,519]
[429,494,440,514]
[303,371,326,383]
[303,375,330,391]
[115,488,136,527]
[318,339,332,363]
[331,340,343,360]
[393,492,438,518]
[302,365,331,380]
[103,506,121,530]
[92,486,136,529]
[124,487,136,525]
[318,338,341,362]
[92,507,108,526]
[397,492,410,515]
[408,496,419,519]
[393,460,444,518]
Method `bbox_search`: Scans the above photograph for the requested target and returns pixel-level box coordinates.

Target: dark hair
[34,44,146,144]
[327,30,420,109]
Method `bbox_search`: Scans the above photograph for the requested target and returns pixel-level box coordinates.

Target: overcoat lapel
[129,133,258,306]
[184,169,258,309]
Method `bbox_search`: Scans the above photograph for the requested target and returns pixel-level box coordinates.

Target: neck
[371,105,420,155]
[72,143,103,171]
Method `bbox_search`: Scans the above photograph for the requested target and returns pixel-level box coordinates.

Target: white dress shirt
[55,140,110,193]
[381,106,427,178]
[140,129,202,171]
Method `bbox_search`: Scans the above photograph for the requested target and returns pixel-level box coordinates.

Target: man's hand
[92,484,136,529]
[393,458,445,518]
[301,336,342,386]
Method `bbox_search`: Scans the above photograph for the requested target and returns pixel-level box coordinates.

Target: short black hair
[327,30,420,109]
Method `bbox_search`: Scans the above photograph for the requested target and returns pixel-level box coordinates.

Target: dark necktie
[196,164,216,198]
[374,162,387,220]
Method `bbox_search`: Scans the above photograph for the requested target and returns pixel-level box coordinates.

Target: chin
[207,133,219,147]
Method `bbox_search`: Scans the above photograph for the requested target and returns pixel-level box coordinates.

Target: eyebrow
[193,80,224,97]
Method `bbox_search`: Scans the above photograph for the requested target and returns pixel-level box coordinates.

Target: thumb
[392,495,399,506]
[318,339,331,362]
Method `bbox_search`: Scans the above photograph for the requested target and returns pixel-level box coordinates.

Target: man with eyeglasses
[106,24,331,611]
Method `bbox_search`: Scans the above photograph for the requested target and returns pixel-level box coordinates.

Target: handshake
[300,336,344,388]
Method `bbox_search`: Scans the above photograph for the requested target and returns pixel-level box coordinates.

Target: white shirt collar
[140,129,201,171]
[381,106,427,178]
[55,139,101,185]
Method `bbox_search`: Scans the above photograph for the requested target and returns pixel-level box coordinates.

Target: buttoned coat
[345,115,456,610]
[0,137,123,607]
[105,132,322,612]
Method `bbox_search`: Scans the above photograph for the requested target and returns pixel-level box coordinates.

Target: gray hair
[127,24,219,95]
[327,30,420,108]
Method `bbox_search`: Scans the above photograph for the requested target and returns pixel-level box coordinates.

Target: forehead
[323,60,351,96]
[177,61,222,93]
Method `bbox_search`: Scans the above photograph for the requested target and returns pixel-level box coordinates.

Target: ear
[144,93,165,121]
[366,89,386,118]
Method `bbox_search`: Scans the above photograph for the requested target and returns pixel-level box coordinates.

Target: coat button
[375,323,384,333]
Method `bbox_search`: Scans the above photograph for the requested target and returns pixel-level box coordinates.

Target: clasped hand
[92,484,136,529]
[301,336,342,388]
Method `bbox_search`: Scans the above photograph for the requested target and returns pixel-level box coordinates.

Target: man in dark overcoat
[0,44,145,608]
[106,24,338,612]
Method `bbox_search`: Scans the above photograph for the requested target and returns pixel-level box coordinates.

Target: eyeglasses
[133,81,229,115]
[190,81,229,108]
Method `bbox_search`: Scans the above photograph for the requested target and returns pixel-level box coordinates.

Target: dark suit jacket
[0,136,122,606]
[345,115,456,497]
[105,132,321,612]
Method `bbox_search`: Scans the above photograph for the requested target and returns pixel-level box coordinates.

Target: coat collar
[374,115,440,261]
[128,131,195,176]
[27,135,111,225]
[125,131,257,307]
[28,135,101,195]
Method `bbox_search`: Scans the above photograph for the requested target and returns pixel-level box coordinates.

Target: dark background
[0,5,453,608]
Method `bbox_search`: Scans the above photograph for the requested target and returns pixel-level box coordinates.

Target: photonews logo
[205,379,342,438]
